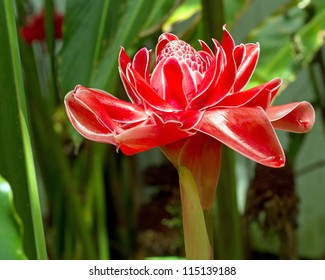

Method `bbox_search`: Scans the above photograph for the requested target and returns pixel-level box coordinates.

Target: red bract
[19,9,63,44]
[65,26,315,168]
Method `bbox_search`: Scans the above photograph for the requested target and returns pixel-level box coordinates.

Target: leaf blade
[0,176,27,260]
[0,0,47,259]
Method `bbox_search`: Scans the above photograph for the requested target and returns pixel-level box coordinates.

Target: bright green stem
[215,147,244,259]
[203,208,214,251]
[4,0,47,259]
[178,166,212,260]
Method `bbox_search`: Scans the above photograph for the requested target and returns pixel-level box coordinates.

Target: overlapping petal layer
[65,86,199,154]
[65,27,315,168]
[199,107,285,167]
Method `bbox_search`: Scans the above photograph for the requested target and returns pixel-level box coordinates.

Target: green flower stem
[203,208,214,251]
[215,147,244,259]
[200,0,244,259]
[178,166,212,260]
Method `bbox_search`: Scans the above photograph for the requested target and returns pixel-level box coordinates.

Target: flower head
[65,26,315,169]
[19,9,63,44]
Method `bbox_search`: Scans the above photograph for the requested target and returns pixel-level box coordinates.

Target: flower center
[158,40,207,74]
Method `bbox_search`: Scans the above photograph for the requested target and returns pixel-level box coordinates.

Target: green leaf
[0,176,27,260]
[0,0,47,259]
[60,0,183,96]
[249,4,325,87]
[230,0,293,42]
[92,0,155,91]
[58,0,110,94]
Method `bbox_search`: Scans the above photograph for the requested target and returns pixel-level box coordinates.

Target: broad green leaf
[92,0,155,91]
[58,0,110,94]
[0,0,47,259]
[0,176,27,260]
[249,4,325,87]
[248,5,304,83]
[59,0,156,95]
[227,0,292,42]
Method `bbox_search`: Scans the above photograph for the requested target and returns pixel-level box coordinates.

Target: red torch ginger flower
[65,26,315,169]
[20,9,63,44]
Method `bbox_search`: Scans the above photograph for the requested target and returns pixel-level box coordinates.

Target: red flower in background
[19,9,63,44]
[64,26,315,168]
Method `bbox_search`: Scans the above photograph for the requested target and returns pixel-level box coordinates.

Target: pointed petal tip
[268,101,315,133]
[64,85,83,104]
[73,84,85,93]
[118,47,126,58]
[298,118,315,132]
[260,154,286,168]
